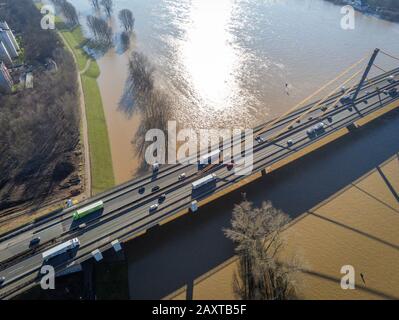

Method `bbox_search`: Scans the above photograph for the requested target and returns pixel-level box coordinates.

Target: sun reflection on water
[179,0,242,112]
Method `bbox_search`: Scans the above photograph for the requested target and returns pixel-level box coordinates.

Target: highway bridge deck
[1,67,399,299]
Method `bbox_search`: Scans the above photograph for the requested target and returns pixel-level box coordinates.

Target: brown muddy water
[68,0,399,183]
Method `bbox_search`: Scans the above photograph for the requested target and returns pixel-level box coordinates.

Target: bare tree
[120,31,130,52]
[50,0,79,26]
[86,15,113,47]
[224,200,299,300]
[134,88,172,162]
[118,9,135,32]
[89,0,100,10]
[60,1,79,26]
[123,51,155,113]
[101,0,113,17]
[120,51,173,171]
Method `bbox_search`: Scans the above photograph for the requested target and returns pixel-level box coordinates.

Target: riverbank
[0,0,86,233]
[167,154,399,300]
[326,0,399,23]
[43,3,116,194]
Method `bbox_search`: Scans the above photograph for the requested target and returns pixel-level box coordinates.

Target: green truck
[72,200,104,220]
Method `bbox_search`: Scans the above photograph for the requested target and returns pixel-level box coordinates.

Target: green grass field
[36,2,115,194]
[81,74,115,194]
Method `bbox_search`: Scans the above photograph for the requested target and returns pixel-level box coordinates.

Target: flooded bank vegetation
[224,200,300,300]
[0,0,81,211]
[51,0,80,27]
[118,9,134,52]
[121,51,173,172]
[86,15,113,49]
[89,0,101,11]
[101,0,114,18]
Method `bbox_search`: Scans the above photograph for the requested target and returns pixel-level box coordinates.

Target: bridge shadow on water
[125,109,399,300]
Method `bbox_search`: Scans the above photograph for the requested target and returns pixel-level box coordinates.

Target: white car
[255,136,264,143]
[149,204,159,212]
[314,122,326,132]
[178,173,186,181]
[152,162,160,172]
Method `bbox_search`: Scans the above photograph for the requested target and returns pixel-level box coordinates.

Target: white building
[0,21,19,59]
[0,62,13,93]
[0,41,12,65]
[0,21,20,51]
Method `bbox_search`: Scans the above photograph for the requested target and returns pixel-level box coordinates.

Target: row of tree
[85,6,135,50]
[89,0,113,17]
[119,51,173,171]
[87,15,113,47]
[50,0,79,26]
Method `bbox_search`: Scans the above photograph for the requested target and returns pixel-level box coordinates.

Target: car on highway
[138,187,145,194]
[255,136,264,144]
[314,122,326,132]
[0,276,5,287]
[307,122,326,138]
[287,140,294,147]
[152,186,160,192]
[29,237,41,247]
[78,223,87,230]
[149,204,159,212]
[152,162,160,172]
[226,163,234,171]
[388,75,396,84]
[340,94,352,104]
[178,173,186,181]
[388,87,398,97]
[158,194,166,203]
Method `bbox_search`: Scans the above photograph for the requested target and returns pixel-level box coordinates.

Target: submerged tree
[60,1,79,26]
[50,0,79,26]
[101,0,113,17]
[89,0,100,10]
[125,51,155,110]
[224,200,299,300]
[120,31,130,52]
[118,9,135,32]
[120,51,173,170]
[86,15,113,47]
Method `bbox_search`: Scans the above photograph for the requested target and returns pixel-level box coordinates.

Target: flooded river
[59,0,399,299]
[68,0,399,183]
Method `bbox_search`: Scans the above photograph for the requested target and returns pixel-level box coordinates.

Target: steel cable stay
[267,68,364,142]
[255,54,369,137]
[380,50,399,62]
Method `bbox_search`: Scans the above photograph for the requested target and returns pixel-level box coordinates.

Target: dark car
[0,276,5,287]
[388,87,398,97]
[158,194,166,203]
[29,237,41,247]
[340,95,352,104]
[387,75,396,84]
[152,186,160,192]
[138,187,145,194]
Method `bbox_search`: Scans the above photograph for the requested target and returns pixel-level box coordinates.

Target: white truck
[42,238,80,261]
[199,149,221,165]
[192,174,217,190]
